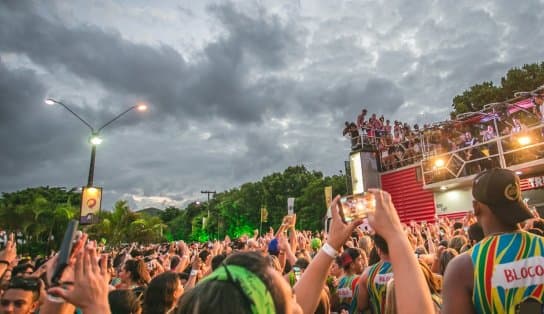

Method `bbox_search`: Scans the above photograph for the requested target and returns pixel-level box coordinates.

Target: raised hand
[327,195,364,250]
[48,242,111,313]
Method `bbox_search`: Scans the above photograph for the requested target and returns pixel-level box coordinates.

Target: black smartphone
[51,220,79,286]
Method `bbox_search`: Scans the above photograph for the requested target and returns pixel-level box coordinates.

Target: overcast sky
[1,0,543,210]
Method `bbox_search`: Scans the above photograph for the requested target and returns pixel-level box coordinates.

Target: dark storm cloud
[1,0,544,210]
[0,58,87,180]
[0,1,305,126]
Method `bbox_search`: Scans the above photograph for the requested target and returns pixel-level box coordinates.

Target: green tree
[451,61,544,116]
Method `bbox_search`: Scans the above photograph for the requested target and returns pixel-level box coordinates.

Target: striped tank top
[471,231,544,313]
[367,261,393,314]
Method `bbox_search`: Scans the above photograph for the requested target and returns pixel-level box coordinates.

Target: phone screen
[293,267,301,281]
[339,193,376,222]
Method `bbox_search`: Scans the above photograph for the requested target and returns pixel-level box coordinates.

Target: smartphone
[339,193,376,222]
[51,220,79,286]
[358,219,373,233]
[293,266,301,281]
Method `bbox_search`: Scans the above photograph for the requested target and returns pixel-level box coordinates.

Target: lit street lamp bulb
[136,103,148,111]
[45,99,56,105]
[90,136,103,145]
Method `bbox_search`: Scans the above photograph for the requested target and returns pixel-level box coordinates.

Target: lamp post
[45,98,147,186]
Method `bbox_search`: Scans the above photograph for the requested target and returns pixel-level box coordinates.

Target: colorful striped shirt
[367,261,393,314]
[471,231,544,313]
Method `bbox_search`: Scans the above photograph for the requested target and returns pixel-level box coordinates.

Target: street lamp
[45,98,148,186]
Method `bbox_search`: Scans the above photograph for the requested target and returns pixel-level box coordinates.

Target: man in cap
[443,168,544,313]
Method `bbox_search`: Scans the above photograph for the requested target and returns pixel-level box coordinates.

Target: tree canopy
[451,62,544,116]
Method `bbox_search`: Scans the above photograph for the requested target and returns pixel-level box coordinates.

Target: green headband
[202,264,276,314]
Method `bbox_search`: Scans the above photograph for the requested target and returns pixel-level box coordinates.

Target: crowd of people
[0,169,542,313]
[344,93,544,174]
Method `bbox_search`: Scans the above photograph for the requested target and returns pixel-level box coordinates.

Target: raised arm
[294,195,362,314]
[367,189,434,313]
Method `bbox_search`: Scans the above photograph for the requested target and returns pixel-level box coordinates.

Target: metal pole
[493,111,507,168]
[87,144,97,186]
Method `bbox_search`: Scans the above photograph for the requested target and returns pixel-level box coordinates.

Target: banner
[324,186,333,209]
[287,197,295,215]
[260,207,268,223]
[80,186,102,225]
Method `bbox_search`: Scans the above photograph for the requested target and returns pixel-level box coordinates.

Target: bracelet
[321,243,338,258]
[190,269,198,276]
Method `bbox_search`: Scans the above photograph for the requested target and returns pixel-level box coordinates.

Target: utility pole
[201,190,216,238]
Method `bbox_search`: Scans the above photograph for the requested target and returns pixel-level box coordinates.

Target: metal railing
[421,123,544,185]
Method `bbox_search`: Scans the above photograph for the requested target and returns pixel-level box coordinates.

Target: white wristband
[321,243,338,258]
[190,269,198,276]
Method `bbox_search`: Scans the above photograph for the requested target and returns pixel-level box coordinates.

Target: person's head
[293,258,310,275]
[0,277,41,314]
[170,255,181,271]
[199,250,212,264]
[373,234,389,258]
[472,168,533,234]
[467,222,484,244]
[310,238,322,252]
[142,272,183,314]
[448,235,468,253]
[108,289,142,314]
[267,238,280,257]
[439,248,459,275]
[211,254,227,271]
[357,235,372,258]
[533,93,544,106]
[11,265,33,278]
[532,218,544,231]
[340,248,365,274]
[329,257,343,277]
[177,251,302,314]
[121,259,150,286]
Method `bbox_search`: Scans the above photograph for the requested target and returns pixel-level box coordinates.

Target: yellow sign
[324,186,333,208]
[80,186,102,225]
[260,207,268,222]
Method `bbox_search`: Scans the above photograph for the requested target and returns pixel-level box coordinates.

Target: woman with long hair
[142,272,183,314]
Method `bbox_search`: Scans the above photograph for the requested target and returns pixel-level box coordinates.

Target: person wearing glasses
[0,277,41,314]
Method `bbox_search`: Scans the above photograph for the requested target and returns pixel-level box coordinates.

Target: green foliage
[0,187,80,255]
[452,61,544,116]
[166,165,347,241]
[1,165,349,246]
[86,200,166,245]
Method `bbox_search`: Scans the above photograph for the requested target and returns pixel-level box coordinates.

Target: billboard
[80,186,102,225]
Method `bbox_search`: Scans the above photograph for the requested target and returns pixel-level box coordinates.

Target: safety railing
[421,123,544,185]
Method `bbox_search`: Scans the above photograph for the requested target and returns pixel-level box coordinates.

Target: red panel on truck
[380,166,436,223]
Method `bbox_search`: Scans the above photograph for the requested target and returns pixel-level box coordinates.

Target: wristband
[190,269,198,276]
[321,243,338,258]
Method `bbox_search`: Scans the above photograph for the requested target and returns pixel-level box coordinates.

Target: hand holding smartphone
[339,192,376,222]
[50,220,79,286]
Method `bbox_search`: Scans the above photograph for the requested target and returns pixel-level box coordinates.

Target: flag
[260,207,268,222]
[324,186,333,209]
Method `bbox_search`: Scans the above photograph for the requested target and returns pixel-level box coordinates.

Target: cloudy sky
[1,0,543,210]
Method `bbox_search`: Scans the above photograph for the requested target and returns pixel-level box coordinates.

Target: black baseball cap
[472,168,532,226]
